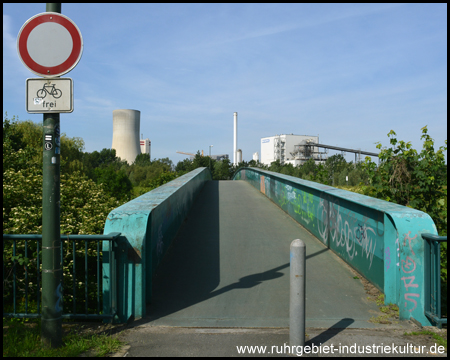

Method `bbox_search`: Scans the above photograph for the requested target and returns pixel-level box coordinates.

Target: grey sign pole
[41,2,62,349]
[290,239,306,352]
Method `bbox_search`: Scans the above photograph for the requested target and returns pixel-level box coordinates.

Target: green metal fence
[3,233,120,321]
[422,233,447,329]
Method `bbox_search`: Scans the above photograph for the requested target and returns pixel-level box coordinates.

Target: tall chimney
[233,112,238,165]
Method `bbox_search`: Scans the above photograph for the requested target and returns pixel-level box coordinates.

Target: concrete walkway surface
[110,181,447,357]
[148,181,386,328]
[113,324,447,357]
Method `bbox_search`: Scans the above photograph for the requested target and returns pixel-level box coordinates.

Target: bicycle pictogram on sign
[26,77,73,113]
[36,83,62,99]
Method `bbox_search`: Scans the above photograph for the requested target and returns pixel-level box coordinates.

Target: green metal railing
[422,233,447,329]
[3,232,120,321]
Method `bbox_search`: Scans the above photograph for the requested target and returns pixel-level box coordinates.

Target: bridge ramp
[147,180,384,328]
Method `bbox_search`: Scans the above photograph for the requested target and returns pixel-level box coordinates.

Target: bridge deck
[147,180,383,328]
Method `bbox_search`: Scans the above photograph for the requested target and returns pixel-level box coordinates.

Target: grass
[131,185,153,199]
[375,294,385,306]
[404,330,447,350]
[368,294,400,324]
[3,317,123,357]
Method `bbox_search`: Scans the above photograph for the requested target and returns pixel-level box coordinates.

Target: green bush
[3,115,120,316]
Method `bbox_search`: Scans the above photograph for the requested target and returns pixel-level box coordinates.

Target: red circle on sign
[17,12,83,77]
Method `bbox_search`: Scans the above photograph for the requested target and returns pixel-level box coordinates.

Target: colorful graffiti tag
[401,231,420,313]
[316,196,383,273]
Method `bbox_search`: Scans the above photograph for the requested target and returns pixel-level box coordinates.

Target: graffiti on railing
[401,231,420,312]
[395,237,400,266]
[355,223,377,267]
[279,185,315,226]
[385,247,391,270]
[316,196,380,270]
[317,198,329,245]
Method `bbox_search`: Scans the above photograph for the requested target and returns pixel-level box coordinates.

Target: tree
[361,126,447,235]
[60,135,85,174]
[175,158,193,174]
[133,153,151,167]
[148,171,179,189]
[3,114,121,235]
[3,114,123,315]
[325,154,347,174]
[192,151,210,169]
[299,158,316,180]
[311,163,329,185]
[325,154,347,185]
[82,148,125,178]
[269,159,283,173]
[94,166,132,201]
[361,127,447,317]
[280,163,295,176]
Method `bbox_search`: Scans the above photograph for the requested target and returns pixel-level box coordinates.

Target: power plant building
[140,138,151,159]
[260,134,327,166]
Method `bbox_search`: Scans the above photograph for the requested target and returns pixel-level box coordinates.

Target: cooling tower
[233,112,238,165]
[112,109,141,164]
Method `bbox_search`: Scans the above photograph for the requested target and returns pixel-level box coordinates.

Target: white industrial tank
[112,109,141,164]
[237,149,242,164]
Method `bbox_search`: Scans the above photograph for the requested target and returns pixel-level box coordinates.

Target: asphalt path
[144,180,389,329]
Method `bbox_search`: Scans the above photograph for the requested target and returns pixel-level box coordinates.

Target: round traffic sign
[17,12,83,77]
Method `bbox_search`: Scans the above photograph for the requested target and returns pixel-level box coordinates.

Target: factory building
[211,154,229,161]
[140,138,151,160]
[260,134,327,166]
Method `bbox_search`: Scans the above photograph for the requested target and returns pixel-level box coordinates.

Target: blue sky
[3,3,447,165]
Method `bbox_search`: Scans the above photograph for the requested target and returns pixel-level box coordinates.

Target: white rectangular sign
[26,78,73,113]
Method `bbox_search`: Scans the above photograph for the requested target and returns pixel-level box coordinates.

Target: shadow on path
[306,318,355,346]
[147,181,291,324]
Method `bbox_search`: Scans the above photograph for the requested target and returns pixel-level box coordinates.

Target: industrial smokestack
[112,109,141,164]
[233,112,238,165]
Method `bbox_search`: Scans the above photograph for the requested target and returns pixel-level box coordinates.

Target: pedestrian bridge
[103,167,438,327]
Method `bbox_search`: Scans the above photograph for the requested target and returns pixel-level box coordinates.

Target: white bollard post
[290,239,306,352]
